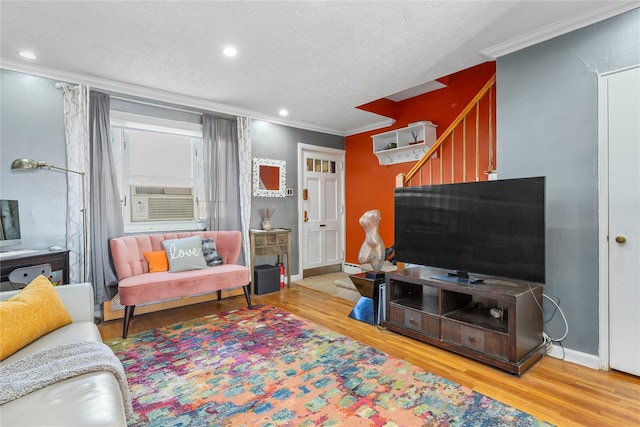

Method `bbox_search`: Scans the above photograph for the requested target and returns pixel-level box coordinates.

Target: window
[110,111,205,233]
[306,157,337,174]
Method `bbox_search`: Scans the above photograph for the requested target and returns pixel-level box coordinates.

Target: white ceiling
[1,1,636,136]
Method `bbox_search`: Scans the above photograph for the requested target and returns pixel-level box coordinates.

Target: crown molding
[480,3,639,59]
[345,118,396,137]
[0,58,347,137]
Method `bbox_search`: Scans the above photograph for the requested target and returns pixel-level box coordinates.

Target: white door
[301,148,344,271]
[606,66,640,376]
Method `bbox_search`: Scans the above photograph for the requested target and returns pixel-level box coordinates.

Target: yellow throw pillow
[0,275,72,360]
[144,250,169,273]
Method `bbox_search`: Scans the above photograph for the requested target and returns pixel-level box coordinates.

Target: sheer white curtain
[237,116,252,270]
[61,83,90,283]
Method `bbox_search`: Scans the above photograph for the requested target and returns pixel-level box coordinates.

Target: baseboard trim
[343,263,363,274]
[303,264,342,278]
[547,345,600,370]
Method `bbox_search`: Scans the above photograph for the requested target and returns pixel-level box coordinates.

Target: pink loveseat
[110,231,252,338]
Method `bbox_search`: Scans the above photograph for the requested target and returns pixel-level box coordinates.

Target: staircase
[396,73,497,188]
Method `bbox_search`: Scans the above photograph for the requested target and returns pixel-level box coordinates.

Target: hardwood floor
[98,285,640,427]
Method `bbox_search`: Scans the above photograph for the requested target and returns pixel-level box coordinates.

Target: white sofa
[0,283,128,426]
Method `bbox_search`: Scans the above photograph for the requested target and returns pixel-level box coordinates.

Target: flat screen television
[0,200,22,249]
[394,177,545,284]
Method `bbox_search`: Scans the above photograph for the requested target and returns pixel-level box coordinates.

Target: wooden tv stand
[382,267,545,375]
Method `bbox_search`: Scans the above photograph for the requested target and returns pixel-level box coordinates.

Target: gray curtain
[89,91,124,304]
[202,115,244,264]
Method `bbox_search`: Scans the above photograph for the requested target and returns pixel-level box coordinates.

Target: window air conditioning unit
[131,186,194,222]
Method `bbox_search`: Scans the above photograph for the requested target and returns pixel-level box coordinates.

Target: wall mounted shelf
[372,121,437,165]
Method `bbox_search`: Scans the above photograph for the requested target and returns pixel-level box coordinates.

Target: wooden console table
[383,266,545,375]
[249,228,291,294]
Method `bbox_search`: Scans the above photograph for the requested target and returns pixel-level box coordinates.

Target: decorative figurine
[357,209,385,273]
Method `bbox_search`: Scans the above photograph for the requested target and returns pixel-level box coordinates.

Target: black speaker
[254,264,280,295]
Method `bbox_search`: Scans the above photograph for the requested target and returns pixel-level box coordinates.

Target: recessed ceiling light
[279,109,289,117]
[223,46,237,57]
[19,51,36,59]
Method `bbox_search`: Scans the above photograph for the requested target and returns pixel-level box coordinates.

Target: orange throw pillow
[144,250,169,273]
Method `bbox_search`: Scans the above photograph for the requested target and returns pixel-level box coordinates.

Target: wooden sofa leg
[217,290,222,301]
[123,305,135,339]
[242,284,253,309]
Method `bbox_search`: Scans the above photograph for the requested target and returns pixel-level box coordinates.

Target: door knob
[615,235,627,244]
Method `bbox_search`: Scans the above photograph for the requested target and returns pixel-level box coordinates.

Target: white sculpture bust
[357,209,385,272]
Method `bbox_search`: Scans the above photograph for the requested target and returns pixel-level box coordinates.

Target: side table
[249,228,291,294]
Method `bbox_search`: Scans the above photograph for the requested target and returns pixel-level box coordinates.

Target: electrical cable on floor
[376,324,399,335]
[543,293,568,342]
[527,283,569,355]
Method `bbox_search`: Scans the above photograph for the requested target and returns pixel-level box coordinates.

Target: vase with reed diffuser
[258,208,275,230]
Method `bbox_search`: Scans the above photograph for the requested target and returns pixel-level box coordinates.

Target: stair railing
[396,73,497,188]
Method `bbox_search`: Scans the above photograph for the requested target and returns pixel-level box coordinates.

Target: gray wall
[0,69,68,250]
[250,120,344,276]
[497,9,639,355]
[0,70,345,278]
[110,96,203,124]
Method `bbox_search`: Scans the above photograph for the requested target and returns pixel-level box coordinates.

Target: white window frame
[110,111,206,233]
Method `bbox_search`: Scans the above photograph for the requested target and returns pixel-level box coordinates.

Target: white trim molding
[547,345,601,370]
[597,71,611,372]
[345,118,396,137]
[480,3,639,59]
[0,59,346,137]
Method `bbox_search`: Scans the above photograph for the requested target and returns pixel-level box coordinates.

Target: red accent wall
[345,61,496,264]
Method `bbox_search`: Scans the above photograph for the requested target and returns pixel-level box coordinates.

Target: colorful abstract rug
[105,305,552,427]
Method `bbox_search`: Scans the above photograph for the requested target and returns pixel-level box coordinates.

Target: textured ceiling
[0,1,635,135]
